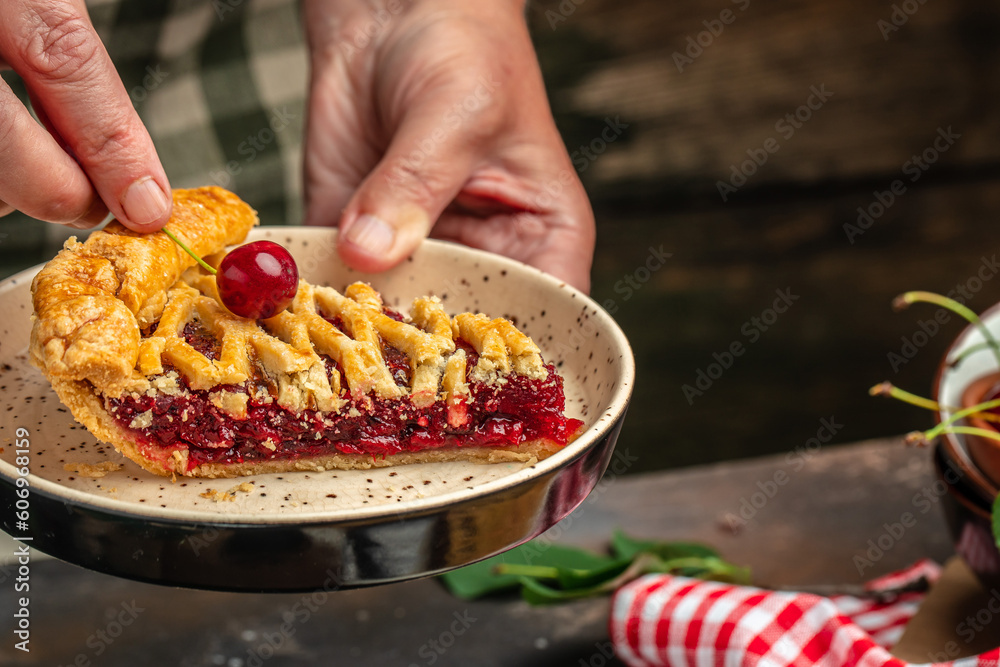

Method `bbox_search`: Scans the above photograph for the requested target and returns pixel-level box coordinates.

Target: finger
[0,76,108,226]
[0,0,171,231]
[28,83,110,227]
[336,99,491,273]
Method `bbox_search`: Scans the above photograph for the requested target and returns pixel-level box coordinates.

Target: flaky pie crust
[30,186,257,396]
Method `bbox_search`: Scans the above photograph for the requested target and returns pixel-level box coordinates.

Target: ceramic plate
[0,228,634,591]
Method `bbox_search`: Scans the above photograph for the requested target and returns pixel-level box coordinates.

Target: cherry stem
[868,382,941,411]
[493,564,560,579]
[893,291,1000,369]
[924,397,1000,441]
[872,382,1000,447]
[932,425,1000,444]
[162,227,217,275]
[869,381,1000,424]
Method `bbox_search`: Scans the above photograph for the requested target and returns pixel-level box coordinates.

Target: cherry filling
[106,334,582,472]
[182,321,221,360]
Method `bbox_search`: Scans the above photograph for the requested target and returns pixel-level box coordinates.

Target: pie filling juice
[104,319,582,472]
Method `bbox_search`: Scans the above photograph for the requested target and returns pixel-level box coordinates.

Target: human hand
[0,0,171,230]
[302,0,595,292]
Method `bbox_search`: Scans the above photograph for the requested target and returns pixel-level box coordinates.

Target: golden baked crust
[134,276,546,416]
[30,187,257,396]
[29,187,576,478]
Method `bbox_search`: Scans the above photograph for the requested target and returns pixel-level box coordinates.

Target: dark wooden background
[3,0,1000,473]
[527,0,1000,471]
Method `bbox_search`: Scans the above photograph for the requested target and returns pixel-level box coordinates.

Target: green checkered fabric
[0,0,308,277]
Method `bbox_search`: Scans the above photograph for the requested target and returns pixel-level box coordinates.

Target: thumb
[0,1,171,231]
[336,106,480,273]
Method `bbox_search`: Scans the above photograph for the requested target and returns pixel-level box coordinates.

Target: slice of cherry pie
[30,187,582,478]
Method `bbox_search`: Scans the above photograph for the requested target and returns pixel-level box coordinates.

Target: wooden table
[0,437,954,666]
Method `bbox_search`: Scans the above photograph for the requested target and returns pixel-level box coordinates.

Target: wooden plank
[528,0,1000,195]
[552,438,952,589]
[590,179,1000,472]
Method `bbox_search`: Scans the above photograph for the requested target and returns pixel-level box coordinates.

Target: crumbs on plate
[199,482,255,503]
[63,461,124,478]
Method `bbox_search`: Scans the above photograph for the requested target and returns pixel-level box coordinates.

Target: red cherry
[217,240,299,319]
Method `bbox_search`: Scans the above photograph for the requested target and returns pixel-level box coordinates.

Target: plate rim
[934,300,1000,500]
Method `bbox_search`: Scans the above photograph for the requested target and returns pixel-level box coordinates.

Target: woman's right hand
[0,0,171,230]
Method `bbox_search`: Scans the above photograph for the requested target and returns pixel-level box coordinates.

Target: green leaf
[439,541,615,600]
[519,575,605,604]
[993,493,1000,552]
[611,530,718,561]
[439,532,750,605]
[663,556,752,585]
[556,558,634,589]
[518,553,660,605]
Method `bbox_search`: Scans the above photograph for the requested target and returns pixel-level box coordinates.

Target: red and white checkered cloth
[610,560,1000,667]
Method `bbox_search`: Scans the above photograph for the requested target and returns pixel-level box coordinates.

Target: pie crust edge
[29,186,259,396]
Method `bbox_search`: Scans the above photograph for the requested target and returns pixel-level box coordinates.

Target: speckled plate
[0,228,634,591]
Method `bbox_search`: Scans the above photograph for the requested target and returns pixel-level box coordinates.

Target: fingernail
[344,214,395,255]
[121,177,170,227]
